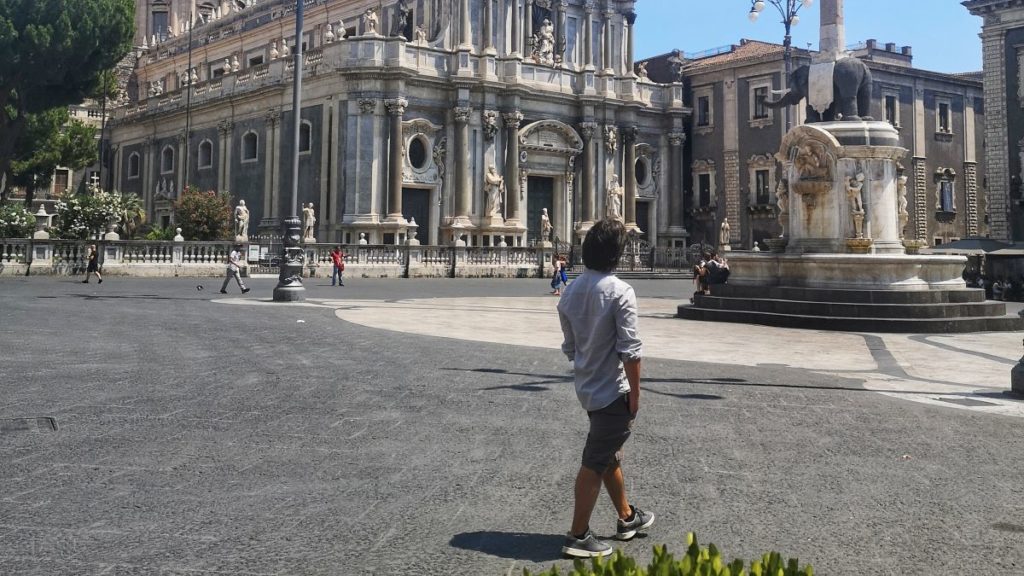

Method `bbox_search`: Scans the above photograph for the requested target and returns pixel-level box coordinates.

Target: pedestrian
[550,254,564,295]
[220,244,250,294]
[559,255,569,289]
[330,245,346,286]
[81,244,102,284]
[556,218,653,559]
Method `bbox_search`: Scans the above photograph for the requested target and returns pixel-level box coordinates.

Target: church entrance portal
[527,176,554,244]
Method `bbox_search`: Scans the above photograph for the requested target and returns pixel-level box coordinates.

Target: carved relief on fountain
[778,126,839,202]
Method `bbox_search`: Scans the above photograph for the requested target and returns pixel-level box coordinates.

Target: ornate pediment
[517,120,583,156]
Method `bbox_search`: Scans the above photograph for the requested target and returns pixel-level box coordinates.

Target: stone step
[711,284,985,304]
[692,295,1007,319]
[676,304,1024,333]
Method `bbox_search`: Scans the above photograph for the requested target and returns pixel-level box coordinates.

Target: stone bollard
[1012,338,1024,395]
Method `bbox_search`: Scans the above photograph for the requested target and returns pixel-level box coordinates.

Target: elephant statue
[766,57,873,123]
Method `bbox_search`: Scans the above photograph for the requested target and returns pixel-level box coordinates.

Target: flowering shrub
[174,187,232,241]
[53,190,123,239]
[0,203,36,238]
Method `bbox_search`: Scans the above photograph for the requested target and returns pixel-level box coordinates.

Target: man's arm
[623,359,641,416]
[558,308,575,361]
[615,287,643,415]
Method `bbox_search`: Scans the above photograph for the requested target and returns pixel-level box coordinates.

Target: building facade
[643,39,986,249]
[964,0,1024,243]
[111,0,690,246]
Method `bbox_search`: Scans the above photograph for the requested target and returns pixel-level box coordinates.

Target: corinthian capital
[385,97,408,116]
[454,106,473,123]
[621,126,639,145]
[502,110,524,129]
[668,132,686,147]
[579,121,598,141]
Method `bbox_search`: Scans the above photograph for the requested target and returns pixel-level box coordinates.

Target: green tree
[174,187,233,241]
[0,0,134,193]
[117,192,145,239]
[7,107,98,205]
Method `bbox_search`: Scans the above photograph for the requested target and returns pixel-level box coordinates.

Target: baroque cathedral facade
[111,0,688,247]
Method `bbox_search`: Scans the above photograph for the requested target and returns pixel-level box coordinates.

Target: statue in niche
[606,175,623,220]
[534,19,555,65]
[719,218,731,247]
[484,165,505,217]
[392,0,412,38]
[234,200,250,238]
[364,7,379,35]
[847,173,865,214]
[540,208,553,242]
[303,203,316,239]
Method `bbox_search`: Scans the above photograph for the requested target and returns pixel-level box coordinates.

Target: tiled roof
[683,40,786,72]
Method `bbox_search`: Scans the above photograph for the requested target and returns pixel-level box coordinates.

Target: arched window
[160,146,175,174]
[128,152,141,179]
[299,121,312,153]
[242,132,258,162]
[198,140,213,169]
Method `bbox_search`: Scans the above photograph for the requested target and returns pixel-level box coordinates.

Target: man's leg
[602,463,632,521]
[220,272,231,292]
[570,465,604,536]
[234,270,247,291]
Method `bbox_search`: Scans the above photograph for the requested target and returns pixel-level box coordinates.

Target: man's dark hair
[582,218,627,273]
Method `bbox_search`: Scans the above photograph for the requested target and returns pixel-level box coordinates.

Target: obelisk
[817,0,845,62]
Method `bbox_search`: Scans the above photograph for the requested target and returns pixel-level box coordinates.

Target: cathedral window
[160,146,174,174]
[128,153,140,179]
[198,140,213,169]
[242,132,258,162]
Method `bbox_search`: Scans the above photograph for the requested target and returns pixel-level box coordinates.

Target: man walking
[220,244,250,294]
[556,218,653,558]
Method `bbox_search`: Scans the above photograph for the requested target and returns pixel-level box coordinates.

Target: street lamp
[748,0,813,131]
[272,0,306,301]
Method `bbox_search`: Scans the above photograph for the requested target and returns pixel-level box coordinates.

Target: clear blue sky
[634,0,984,74]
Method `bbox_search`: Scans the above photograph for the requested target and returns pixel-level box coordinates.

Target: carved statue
[364,7,379,35]
[719,218,731,247]
[604,126,618,154]
[302,203,316,239]
[897,172,909,239]
[338,18,347,39]
[847,173,865,213]
[606,175,623,220]
[414,25,427,43]
[280,39,290,58]
[667,49,686,82]
[534,19,555,65]
[482,111,499,141]
[636,61,648,80]
[230,55,240,72]
[540,208,553,242]
[484,165,505,217]
[765,58,874,123]
[324,23,336,43]
[234,200,250,238]
[794,142,829,180]
[223,58,231,73]
[270,40,280,60]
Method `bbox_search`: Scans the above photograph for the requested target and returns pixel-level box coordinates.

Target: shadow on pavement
[449,531,564,562]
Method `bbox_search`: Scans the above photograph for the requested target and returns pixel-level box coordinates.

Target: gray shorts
[581,395,634,474]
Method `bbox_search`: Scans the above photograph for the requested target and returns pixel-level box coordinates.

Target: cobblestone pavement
[2,276,1024,575]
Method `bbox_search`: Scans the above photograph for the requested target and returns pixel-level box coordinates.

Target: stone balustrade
[0,238,556,279]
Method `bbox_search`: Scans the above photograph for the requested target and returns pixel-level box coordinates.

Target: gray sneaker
[562,530,613,558]
[615,505,654,540]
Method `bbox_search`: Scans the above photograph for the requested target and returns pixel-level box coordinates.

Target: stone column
[525,0,534,55]
[503,111,524,224]
[143,137,155,215]
[583,2,594,69]
[624,11,636,75]
[217,120,233,192]
[453,106,473,227]
[818,0,845,61]
[622,126,638,227]
[510,0,521,57]
[667,132,685,230]
[483,0,494,54]
[265,108,280,221]
[385,98,408,221]
[460,0,471,49]
[602,10,613,74]
[556,1,567,64]
[579,122,597,227]
[176,131,186,193]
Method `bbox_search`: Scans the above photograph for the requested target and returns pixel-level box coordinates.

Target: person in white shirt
[220,245,250,294]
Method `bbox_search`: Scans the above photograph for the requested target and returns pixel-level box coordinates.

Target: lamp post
[272,0,306,301]
[748,0,813,131]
